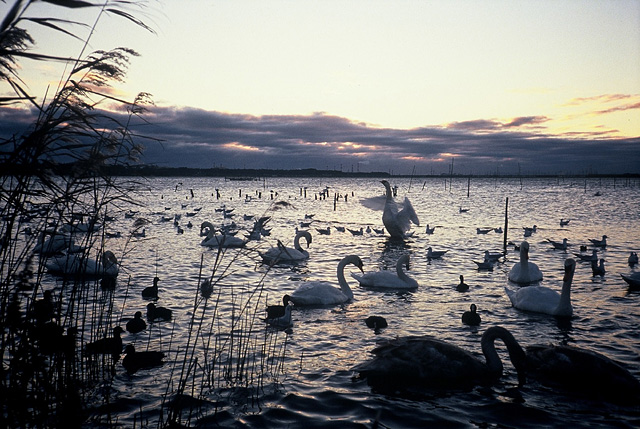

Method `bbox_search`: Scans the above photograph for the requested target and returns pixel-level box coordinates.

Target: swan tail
[504,287,516,305]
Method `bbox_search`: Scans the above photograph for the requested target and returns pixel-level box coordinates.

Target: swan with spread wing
[361,180,419,240]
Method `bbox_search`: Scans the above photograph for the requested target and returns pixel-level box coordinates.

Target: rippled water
[45,176,640,427]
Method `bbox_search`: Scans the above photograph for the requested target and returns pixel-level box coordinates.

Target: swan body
[290,255,363,306]
[462,304,481,326]
[380,180,419,239]
[200,221,246,248]
[34,233,73,255]
[353,326,526,390]
[261,231,312,264]
[620,272,640,289]
[526,343,640,401]
[508,241,543,284]
[351,254,418,289]
[506,258,575,317]
[47,251,119,278]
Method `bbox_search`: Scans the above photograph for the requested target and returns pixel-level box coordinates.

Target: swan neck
[337,259,354,299]
[481,327,526,383]
[556,268,574,312]
[382,182,392,198]
[396,257,409,281]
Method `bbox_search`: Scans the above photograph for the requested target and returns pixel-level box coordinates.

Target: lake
[39,176,640,427]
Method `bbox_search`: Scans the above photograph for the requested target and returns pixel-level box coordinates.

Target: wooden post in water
[503,197,509,251]
[467,177,470,198]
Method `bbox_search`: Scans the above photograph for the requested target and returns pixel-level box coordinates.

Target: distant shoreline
[3,163,639,179]
[95,164,640,179]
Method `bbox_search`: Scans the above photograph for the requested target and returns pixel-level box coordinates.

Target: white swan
[351,254,418,289]
[381,180,419,239]
[353,326,526,390]
[362,180,420,239]
[46,250,119,278]
[289,255,363,306]
[200,221,246,248]
[620,272,640,289]
[526,343,640,401]
[260,230,312,264]
[508,241,543,284]
[505,258,575,317]
[33,233,74,255]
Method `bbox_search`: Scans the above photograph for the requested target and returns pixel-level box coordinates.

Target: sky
[1,0,639,175]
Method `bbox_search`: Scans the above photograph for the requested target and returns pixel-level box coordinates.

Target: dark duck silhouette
[32,290,55,325]
[122,344,165,374]
[456,275,469,292]
[365,316,388,330]
[126,311,147,333]
[85,326,124,360]
[353,326,526,392]
[462,304,481,326]
[142,276,160,299]
[147,303,172,322]
[266,294,291,319]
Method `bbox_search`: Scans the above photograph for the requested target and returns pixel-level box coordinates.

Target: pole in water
[467,177,470,198]
[503,197,509,251]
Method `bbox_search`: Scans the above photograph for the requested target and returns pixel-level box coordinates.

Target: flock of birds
[256,180,640,400]
[32,179,640,400]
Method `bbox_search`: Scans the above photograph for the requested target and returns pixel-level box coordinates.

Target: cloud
[596,101,640,115]
[1,104,639,175]
[563,94,633,106]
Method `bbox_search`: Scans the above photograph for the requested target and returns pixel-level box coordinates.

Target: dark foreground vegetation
[1,2,290,427]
